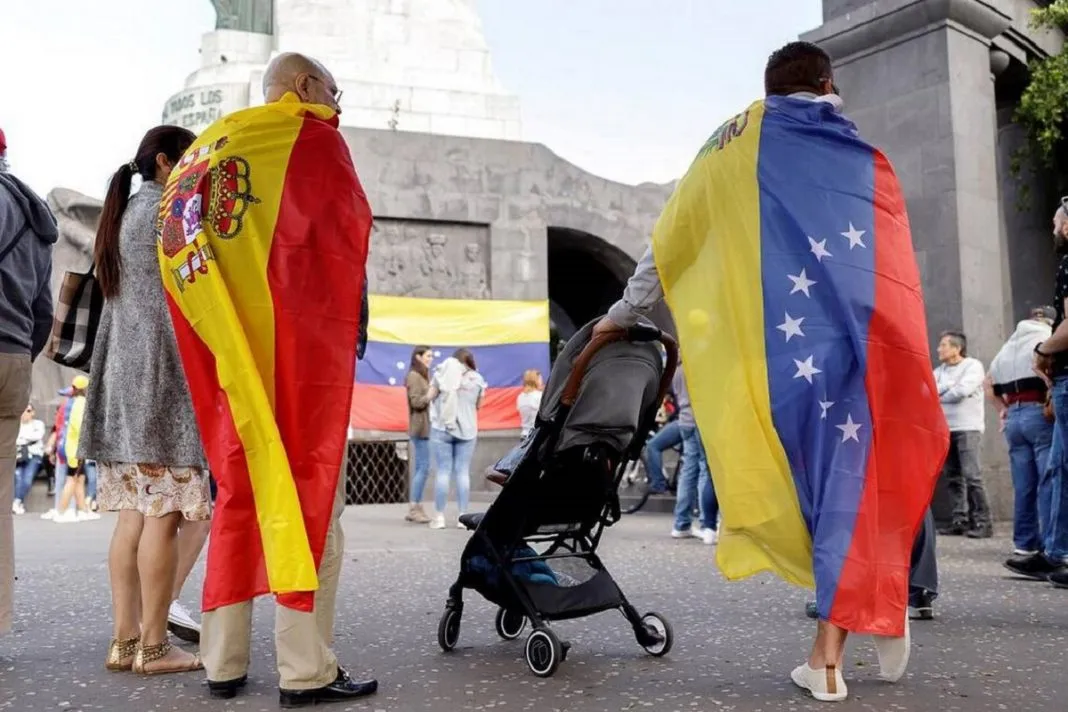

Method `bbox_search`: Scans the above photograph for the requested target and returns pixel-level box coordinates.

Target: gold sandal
[105,637,140,671]
[132,640,204,675]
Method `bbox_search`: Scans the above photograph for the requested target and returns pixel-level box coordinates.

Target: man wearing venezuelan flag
[157,53,377,707]
[595,41,949,702]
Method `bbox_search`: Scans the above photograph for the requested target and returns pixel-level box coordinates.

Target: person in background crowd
[987,307,1055,566]
[1025,203,1068,588]
[0,125,56,635]
[643,393,681,495]
[13,404,45,514]
[670,363,718,545]
[81,125,208,674]
[429,348,486,529]
[404,346,435,524]
[42,379,76,519]
[933,331,993,538]
[52,376,97,523]
[516,368,544,439]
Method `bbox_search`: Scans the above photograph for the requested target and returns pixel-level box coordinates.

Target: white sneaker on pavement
[700,528,718,545]
[671,527,695,539]
[11,499,24,515]
[40,509,57,520]
[429,513,447,530]
[791,663,848,702]
[873,616,911,682]
[54,510,79,524]
[167,601,202,644]
[77,511,101,522]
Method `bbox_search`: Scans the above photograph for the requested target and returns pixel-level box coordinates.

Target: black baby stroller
[437,319,679,677]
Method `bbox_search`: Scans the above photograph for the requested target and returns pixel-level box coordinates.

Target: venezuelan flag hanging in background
[158,94,371,612]
[654,96,949,637]
[351,295,550,431]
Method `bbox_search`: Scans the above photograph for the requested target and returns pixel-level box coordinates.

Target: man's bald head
[263,52,342,114]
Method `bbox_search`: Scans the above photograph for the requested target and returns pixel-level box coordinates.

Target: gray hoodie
[0,173,56,359]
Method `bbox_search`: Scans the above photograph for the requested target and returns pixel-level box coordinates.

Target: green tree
[1016,1,1068,188]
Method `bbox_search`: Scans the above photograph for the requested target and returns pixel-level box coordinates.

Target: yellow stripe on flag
[652,101,814,588]
[367,295,550,346]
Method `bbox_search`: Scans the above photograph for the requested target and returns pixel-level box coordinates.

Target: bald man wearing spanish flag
[595,41,948,702]
[157,53,376,707]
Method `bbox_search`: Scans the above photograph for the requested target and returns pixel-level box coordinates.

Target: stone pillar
[802,0,1014,518]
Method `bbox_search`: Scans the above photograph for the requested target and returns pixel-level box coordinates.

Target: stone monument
[803,0,1067,519]
[163,0,522,140]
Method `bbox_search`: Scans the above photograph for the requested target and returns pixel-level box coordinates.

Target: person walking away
[162,53,377,705]
[987,307,1055,564]
[0,128,56,634]
[1022,204,1068,587]
[592,42,948,702]
[516,369,544,439]
[80,126,209,674]
[428,349,486,529]
[404,346,435,523]
[13,405,45,514]
[933,331,993,538]
[669,364,718,544]
[643,395,682,495]
[53,377,98,523]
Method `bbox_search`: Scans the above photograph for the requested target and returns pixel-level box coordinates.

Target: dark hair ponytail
[94,125,196,299]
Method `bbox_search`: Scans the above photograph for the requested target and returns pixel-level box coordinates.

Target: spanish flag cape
[655,96,949,636]
[157,94,371,612]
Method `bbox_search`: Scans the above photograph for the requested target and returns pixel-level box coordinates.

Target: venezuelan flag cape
[157,94,371,612]
[350,295,550,431]
[655,96,949,637]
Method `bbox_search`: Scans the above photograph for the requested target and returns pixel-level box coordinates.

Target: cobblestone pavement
[2,506,1066,711]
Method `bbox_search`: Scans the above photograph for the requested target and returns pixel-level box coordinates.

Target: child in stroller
[436,319,679,677]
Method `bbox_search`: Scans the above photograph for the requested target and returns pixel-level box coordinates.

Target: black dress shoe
[208,675,248,700]
[965,526,994,539]
[1050,569,1068,589]
[908,590,935,620]
[279,668,378,709]
[937,522,967,536]
[1004,553,1064,580]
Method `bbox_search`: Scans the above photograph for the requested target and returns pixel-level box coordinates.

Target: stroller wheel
[637,612,673,657]
[494,608,527,640]
[437,607,461,652]
[524,629,563,678]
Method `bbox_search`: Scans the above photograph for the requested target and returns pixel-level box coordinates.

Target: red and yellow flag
[157,94,371,612]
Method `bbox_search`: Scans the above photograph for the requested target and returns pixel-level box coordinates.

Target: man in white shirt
[933,331,992,538]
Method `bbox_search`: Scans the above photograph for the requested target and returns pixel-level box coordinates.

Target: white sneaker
[456,517,467,529]
[167,601,201,643]
[429,513,447,530]
[11,499,24,515]
[671,528,695,539]
[54,510,79,524]
[40,509,57,520]
[791,663,848,702]
[77,511,101,521]
[700,528,718,545]
[873,616,911,682]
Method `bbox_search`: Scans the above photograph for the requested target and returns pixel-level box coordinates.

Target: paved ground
[2,506,1067,712]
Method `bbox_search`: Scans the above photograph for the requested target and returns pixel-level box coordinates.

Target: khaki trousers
[0,353,32,636]
[201,454,348,689]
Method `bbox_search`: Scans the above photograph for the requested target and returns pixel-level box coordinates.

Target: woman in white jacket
[987,307,1056,561]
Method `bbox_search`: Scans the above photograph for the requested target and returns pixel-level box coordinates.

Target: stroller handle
[560,325,680,408]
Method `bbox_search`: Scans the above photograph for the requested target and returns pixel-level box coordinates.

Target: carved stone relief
[368,219,490,299]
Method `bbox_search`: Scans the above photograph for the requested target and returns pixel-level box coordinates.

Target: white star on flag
[793,355,821,383]
[787,269,817,297]
[776,313,805,341]
[819,399,835,419]
[840,223,866,250]
[808,236,832,262]
[836,413,863,442]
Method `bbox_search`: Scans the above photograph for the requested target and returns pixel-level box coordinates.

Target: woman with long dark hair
[81,126,210,675]
[428,348,485,529]
[404,346,436,523]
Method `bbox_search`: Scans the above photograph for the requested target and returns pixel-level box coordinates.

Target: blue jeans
[1004,402,1053,553]
[643,420,682,492]
[431,429,476,514]
[410,436,431,503]
[14,456,42,502]
[674,425,719,531]
[85,460,98,500]
[1041,377,1068,562]
[53,462,68,512]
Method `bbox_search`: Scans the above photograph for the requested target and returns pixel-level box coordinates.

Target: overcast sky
[0,0,822,198]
